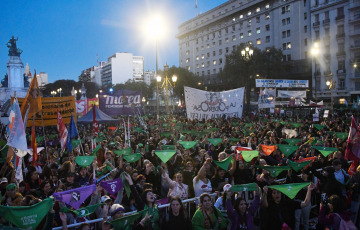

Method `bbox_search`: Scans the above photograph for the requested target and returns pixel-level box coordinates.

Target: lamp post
[142,97,146,114]
[57,88,62,97]
[51,91,57,97]
[156,75,161,118]
[311,42,320,103]
[326,78,336,113]
[241,46,254,112]
[172,75,177,112]
[159,64,178,116]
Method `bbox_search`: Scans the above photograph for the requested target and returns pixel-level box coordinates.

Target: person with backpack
[318,194,357,230]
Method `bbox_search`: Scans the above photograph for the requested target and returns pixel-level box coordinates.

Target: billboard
[255,79,309,88]
[99,89,142,116]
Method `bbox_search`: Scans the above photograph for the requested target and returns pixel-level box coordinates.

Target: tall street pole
[156,39,159,119]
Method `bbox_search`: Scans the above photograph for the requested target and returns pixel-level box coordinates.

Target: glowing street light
[51,91,57,97]
[57,88,62,97]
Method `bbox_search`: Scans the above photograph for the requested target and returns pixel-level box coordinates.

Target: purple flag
[53,184,96,209]
[100,178,123,195]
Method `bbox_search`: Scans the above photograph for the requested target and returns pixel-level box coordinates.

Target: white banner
[256,79,309,88]
[258,88,276,109]
[184,87,244,120]
[277,90,306,98]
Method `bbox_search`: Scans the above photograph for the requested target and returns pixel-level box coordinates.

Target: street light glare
[311,42,320,56]
[326,80,331,86]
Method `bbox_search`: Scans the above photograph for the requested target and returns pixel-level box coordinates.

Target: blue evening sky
[0,0,226,84]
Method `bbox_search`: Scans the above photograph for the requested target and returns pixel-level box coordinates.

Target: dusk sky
[0,0,226,84]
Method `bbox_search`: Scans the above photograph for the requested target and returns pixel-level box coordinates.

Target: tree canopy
[41,80,100,99]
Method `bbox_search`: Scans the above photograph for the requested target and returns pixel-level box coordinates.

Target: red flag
[295,157,316,163]
[31,121,37,166]
[235,146,252,160]
[57,110,68,152]
[345,116,360,161]
[92,106,98,137]
[348,161,359,176]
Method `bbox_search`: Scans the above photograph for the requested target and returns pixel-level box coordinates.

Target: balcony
[349,15,360,23]
[313,21,320,27]
[324,70,333,76]
[336,15,345,21]
[337,69,346,74]
[336,51,346,56]
[349,0,360,10]
[336,33,345,39]
[323,18,330,25]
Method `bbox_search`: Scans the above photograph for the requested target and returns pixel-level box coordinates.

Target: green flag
[75,156,95,167]
[312,146,338,157]
[241,150,259,162]
[0,198,54,230]
[208,138,222,146]
[61,203,103,217]
[133,127,144,133]
[155,150,177,163]
[161,145,176,150]
[230,183,258,192]
[95,137,104,142]
[229,138,241,144]
[213,155,233,170]
[71,139,81,148]
[160,133,172,138]
[96,165,113,176]
[123,153,142,163]
[277,144,299,157]
[335,132,348,140]
[290,122,302,128]
[283,139,302,145]
[36,136,44,143]
[92,145,101,155]
[179,134,185,141]
[288,160,312,172]
[268,182,310,199]
[114,148,132,156]
[256,165,290,177]
[48,134,58,139]
[244,123,253,128]
[120,172,131,198]
[110,210,145,230]
[232,122,239,127]
[179,141,197,149]
[162,123,169,127]
[313,124,326,130]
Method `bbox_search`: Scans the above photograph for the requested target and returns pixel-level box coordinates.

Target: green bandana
[335,132,348,140]
[208,138,222,146]
[162,123,169,127]
[120,172,131,198]
[179,134,185,141]
[214,155,233,171]
[75,156,95,167]
[92,145,101,155]
[283,138,302,145]
[60,203,103,217]
[230,183,258,192]
[313,124,326,130]
[288,160,312,172]
[36,136,44,143]
[229,138,241,144]
[256,165,290,177]
[123,153,142,163]
[96,165,113,176]
[241,150,259,162]
[268,182,310,199]
[290,122,302,128]
[160,133,172,138]
[71,139,82,148]
[312,146,338,157]
[161,145,176,150]
[114,148,132,156]
[133,127,144,133]
[0,198,54,230]
[277,144,299,157]
[179,141,197,149]
[155,150,177,163]
[110,210,146,230]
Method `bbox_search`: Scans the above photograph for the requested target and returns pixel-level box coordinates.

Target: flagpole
[40,111,49,165]
[73,112,85,155]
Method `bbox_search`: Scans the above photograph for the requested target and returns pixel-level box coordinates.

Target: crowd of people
[0,111,360,230]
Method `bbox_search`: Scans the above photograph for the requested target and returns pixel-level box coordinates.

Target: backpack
[333,213,358,230]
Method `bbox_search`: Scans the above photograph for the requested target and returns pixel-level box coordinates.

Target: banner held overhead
[99,89,142,116]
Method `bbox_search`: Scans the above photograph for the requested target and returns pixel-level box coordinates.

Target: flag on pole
[7,98,27,153]
[53,184,96,209]
[66,114,79,153]
[57,110,68,153]
[31,120,37,166]
[345,116,360,161]
[92,106,99,137]
[60,203,103,218]
[20,72,42,119]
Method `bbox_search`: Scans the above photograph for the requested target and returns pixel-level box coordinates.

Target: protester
[161,196,192,230]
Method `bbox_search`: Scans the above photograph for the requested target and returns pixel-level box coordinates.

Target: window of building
[265,13,270,19]
[226,47,229,53]
[248,19,252,27]
[201,54,205,59]
[304,25,307,33]
[304,38,307,46]
[266,36,270,42]
[207,61,210,67]
[338,60,345,70]
[265,24,270,31]
[197,64,200,69]
[201,63,205,67]
[207,70,210,75]
[286,5,290,11]
[256,7,261,12]
[219,40,222,45]
[282,19,286,25]
[304,12,307,20]
[337,7,344,16]
[315,14,319,22]
[212,42,216,47]
[232,25,235,31]
[207,44,210,48]
[248,10,252,16]
[213,69,216,74]
[325,11,329,19]
[282,43,287,50]
[266,47,271,52]
[257,38,261,44]
[266,3,270,9]
[232,17,236,22]
[287,17,291,24]
[213,60,217,65]
[287,54,291,61]
[219,30,222,36]
[232,35,236,41]
[256,16,260,23]
[187,66,190,71]
[287,42,291,49]
[338,43,345,53]
[248,30,252,36]
[213,51,216,56]
[233,45,236,51]
[186,50,189,55]
[196,56,199,60]
[225,27,228,33]
[282,7,286,14]
[196,47,199,52]
[287,30,291,37]
[219,49,222,55]
[282,31,286,38]
[337,25,344,34]
[325,28,330,36]
[196,39,198,44]
[225,38,229,43]
[257,27,261,34]
[240,33,244,39]
[219,58,223,64]
[305,51,308,59]
[207,53,210,58]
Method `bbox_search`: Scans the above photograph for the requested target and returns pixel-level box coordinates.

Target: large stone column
[7,56,24,89]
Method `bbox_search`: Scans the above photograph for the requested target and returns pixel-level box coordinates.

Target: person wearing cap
[2,183,23,206]
[214,184,233,211]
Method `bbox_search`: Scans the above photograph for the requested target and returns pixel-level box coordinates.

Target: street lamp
[96,94,99,98]
[171,75,177,112]
[57,88,62,97]
[156,75,161,118]
[241,46,253,112]
[142,97,146,113]
[326,79,336,113]
[51,91,57,97]
[311,42,320,103]
[159,64,178,116]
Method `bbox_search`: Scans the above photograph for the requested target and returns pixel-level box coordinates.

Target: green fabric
[182,130,192,134]
[327,131,335,136]
[208,138,222,146]
[92,145,101,155]
[241,150,259,162]
[75,156,95,167]
[280,121,287,125]
[120,172,131,198]
[110,209,145,230]
[48,134,58,139]
[179,141,197,149]
[0,140,6,148]
[95,137,104,142]
[0,225,23,230]
[290,122,302,128]
[162,123,169,127]
[96,165,113,176]
[229,138,241,144]
[155,150,177,163]
[114,148,132,156]
[198,123,204,127]
[142,204,159,230]
[232,122,239,127]
[283,139,302,145]
[71,139,81,148]
[1,146,9,160]
[133,127,144,132]
[0,198,54,230]
[312,146,338,157]
[335,132,348,140]
[179,134,185,141]
[313,124,326,130]
[244,123,253,128]
[123,153,142,163]
[160,133,172,138]
[192,207,227,230]
[277,144,299,157]
[231,183,258,192]
[256,165,290,177]
[36,136,44,143]
[160,145,176,150]
[268,182,311,199]
[288,160,312,172]
[213,155,233,171]
[60,203,103,217]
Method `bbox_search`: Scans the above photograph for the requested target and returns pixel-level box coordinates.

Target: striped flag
[57,110,68,152]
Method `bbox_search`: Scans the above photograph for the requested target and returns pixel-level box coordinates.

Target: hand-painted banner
[184,86,244,120]
[14,96,76,127]
[76,98,99,116]
[256,79,309,88]
[277,90,306,98]
[258,88,276,109]
[99,89,142,116]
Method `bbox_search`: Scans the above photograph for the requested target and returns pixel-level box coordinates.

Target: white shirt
[193,177,212,198]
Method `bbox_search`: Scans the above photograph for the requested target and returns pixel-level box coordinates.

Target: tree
[220,44,284,111]
[41,80,100,99]
[113,80,153,99]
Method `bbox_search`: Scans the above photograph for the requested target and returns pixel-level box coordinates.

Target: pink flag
[57,110,68,152]
[345,116,360,161]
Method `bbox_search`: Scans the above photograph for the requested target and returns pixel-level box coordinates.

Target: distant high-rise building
[144,70,155,85]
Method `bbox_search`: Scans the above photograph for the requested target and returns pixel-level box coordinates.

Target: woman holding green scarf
[124,173,160,230]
